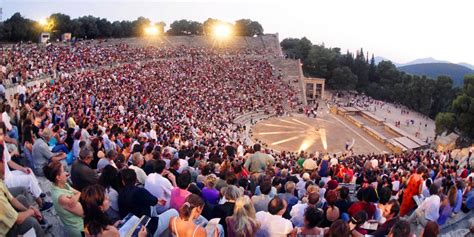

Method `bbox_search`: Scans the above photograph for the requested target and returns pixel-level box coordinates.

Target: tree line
[0,13,264,42]
[281,38,474,141]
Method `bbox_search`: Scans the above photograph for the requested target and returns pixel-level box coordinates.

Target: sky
[1,0,473,65]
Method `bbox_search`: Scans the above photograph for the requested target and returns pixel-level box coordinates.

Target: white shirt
[145,173,173,209]
[419,195,441,221]
[256,211,293,237]
[105,187,119,213]
[330,158,338,167]
[17,85,26,95]
[129,165,148,185]
[149,129,157,140]
[2,141,12,177]
[1,112,12,131]
[237,145,244,158]
[290,203,308,227]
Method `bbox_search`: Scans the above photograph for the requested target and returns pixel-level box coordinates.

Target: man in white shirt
[145,160,176,214]
[1,105,18,140]
[17,82,27,105]
[129,152,148,185]
[290,192,320,227]
[407,183,440,226]
[256,196,293,237]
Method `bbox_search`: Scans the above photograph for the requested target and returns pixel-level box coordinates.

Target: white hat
[302,173,310,181]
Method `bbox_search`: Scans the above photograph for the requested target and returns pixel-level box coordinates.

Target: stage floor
[250,114,387,155]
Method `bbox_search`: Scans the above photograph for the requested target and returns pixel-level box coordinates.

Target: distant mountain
[374,56,399,66]
[398,63,474,87]
[459,62,474,70]
[401,57,450,66]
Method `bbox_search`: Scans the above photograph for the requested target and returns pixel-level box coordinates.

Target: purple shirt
[170,188,191,210]
[202,187,220,205]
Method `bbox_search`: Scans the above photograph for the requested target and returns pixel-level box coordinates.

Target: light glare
[144,25,159,36]
[213,24,232,38]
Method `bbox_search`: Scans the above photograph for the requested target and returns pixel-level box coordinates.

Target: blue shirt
[453,189,463,213]
[465,190,474,210]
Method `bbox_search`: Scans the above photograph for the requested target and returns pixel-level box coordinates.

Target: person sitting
[290,206,328,237]
[145,159,176,213]
[437,186,457,225]
[43,161,83,237]
[71,146,99,191]
[99,165,121,221]
[326,220,350,237]
[334,186,352,216]
[202,174,220,205]
[421,221,439,237]
[370,199,401,237]
[32,127,67,176]
[348,187,376,220]
[128,152,147,185]
[322,190,340,227]
[226,196,260,237]
[97,149,118,172]
[406,183,441,227]
[118,168,160,218]
[118,168,178,236]
[0,122,52,211]
[0,145,45,237]
[170,171,192,210]
[251,180,272,212]
[290,191,320,227]
[214,185,242,235]
[256,196,293,237]
[277,181,298,218]
[169,194,212,237]
[388,220,411,237]
[80,184,147,237]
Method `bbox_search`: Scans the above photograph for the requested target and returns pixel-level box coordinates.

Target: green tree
[234,19,263,36]
[77,16,100,39]
[3,13,40,42]
[368,54,378,83]
[203,18,219,35]
[435,112,456,135]
[354,48,369,90]
[429,76,455,117]
[329,66,358,90]
[49,13,72,34]
[132,17,151,37]
[167,20,203,35]
[97,18,113,37]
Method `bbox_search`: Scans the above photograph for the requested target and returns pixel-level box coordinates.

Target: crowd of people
[0,40,472,237]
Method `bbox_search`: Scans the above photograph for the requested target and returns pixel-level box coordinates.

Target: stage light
[144,24,159,36]
[39,19,48,26]
[299,139,313,151]
[319,128,328,151]
[213,23,232,39]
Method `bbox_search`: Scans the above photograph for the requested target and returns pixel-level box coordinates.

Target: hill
[398,63,474,87]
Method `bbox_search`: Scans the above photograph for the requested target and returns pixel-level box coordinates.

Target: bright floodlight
[213,23,231,39]
[39,19,48,26]
[144,24,159,36]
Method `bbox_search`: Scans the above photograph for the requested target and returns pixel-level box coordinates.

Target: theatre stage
[250,114,387,155]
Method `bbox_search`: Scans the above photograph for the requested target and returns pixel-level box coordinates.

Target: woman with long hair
[43,161,83,237]
[226,196,260,237]
[290,206,327,237]
[80,184,146,237]
[98,165,121,221]
[169,194,207,237]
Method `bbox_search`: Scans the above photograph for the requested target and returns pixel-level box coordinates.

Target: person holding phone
[80,184,147,237]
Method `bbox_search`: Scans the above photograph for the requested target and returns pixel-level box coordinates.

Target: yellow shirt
[0,179,18,235]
